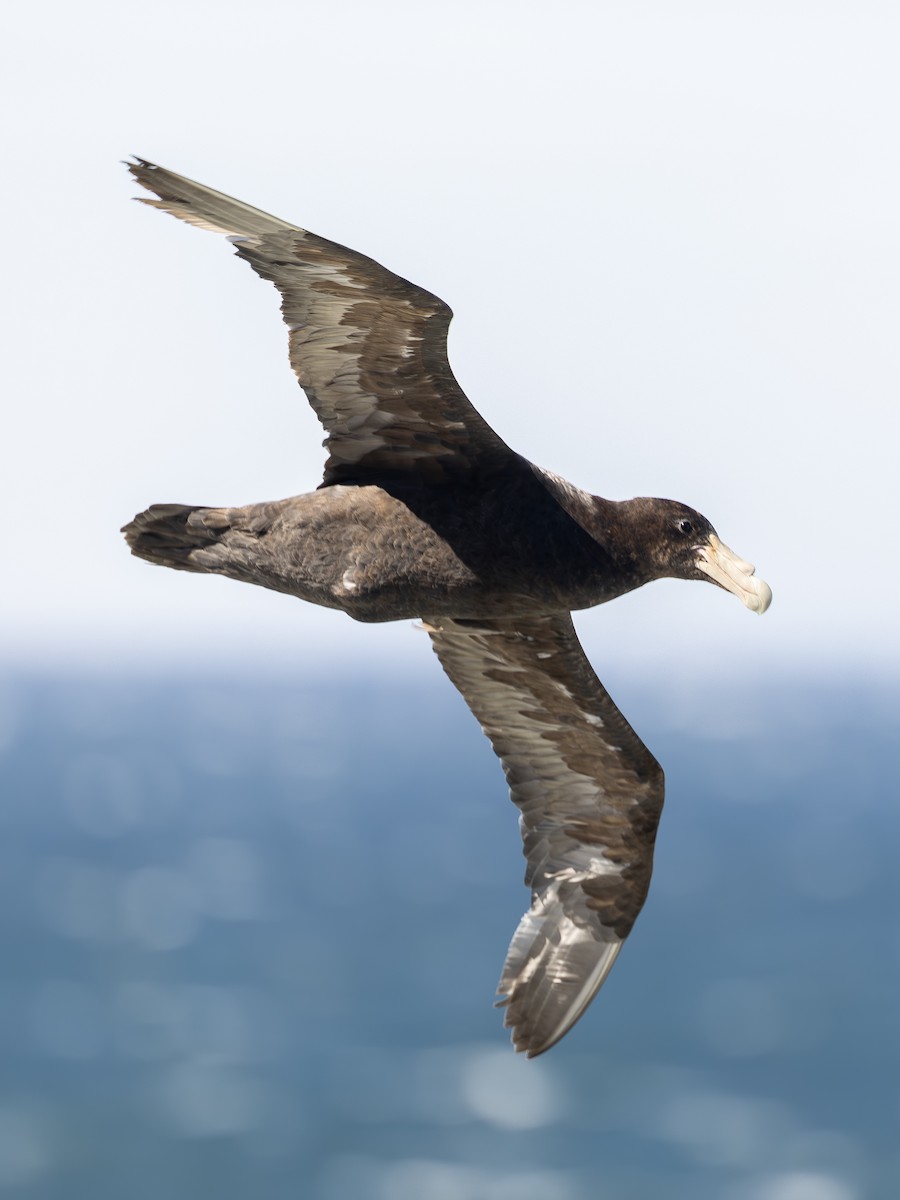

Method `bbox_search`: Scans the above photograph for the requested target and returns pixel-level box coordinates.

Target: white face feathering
[696,535,772,614]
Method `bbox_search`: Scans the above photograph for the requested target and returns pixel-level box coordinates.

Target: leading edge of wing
[424,613,665,1056]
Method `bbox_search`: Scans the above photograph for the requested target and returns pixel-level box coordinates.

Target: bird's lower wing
[424,613,665,1056]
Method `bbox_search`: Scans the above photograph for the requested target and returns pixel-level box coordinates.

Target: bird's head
[634,498,772,613]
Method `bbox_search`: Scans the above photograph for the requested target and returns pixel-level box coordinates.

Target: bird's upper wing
[424,612,665,1056]
[128,159,515,485]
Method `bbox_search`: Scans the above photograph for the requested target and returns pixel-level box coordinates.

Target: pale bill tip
[744,575,773,614]
[697,536,772,614]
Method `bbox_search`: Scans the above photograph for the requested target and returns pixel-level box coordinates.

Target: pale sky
[3,1,898,688]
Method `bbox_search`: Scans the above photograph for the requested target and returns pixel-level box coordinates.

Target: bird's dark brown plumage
[122,159,771,1056]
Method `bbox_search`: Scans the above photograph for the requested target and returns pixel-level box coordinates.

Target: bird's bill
[696,535,772,614]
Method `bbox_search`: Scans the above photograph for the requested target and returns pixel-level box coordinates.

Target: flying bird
[123,159,771,1057]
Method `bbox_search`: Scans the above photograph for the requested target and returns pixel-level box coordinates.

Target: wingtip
[125,155,155,174]
[494,978,564,1058]
[522,1043,549,1060]
[501,1005,565,1059]
[125,156,162,200]
[493,893,626,1058]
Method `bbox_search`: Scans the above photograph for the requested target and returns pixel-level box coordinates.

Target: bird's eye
[678,519,694,535]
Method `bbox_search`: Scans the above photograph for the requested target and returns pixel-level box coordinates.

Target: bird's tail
[122,503,235,573]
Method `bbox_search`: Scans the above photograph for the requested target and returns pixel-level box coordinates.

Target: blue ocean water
[0,671,896,1199]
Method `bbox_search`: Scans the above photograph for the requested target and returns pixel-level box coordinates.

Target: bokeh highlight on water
[0,672,896,1199]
